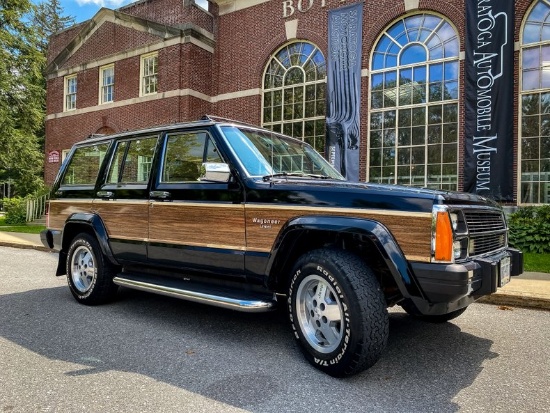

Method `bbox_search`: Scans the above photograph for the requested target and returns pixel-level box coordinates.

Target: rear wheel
[288,249,388,377]
[66,233,119,305]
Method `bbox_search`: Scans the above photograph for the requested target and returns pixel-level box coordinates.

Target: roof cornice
[46,8,215,75]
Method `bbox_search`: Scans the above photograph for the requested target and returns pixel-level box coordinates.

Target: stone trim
[46,88,261,120]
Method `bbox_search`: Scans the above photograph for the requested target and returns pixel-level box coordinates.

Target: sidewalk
[0,230,548,310]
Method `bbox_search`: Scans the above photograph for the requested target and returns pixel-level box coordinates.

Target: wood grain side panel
[245,206,433,261]
[149,203,246,250]
[91,200,149,240]
[48,200,94,230]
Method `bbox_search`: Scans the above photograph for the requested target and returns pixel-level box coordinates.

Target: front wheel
[66,233,119,305]
[288,249,388,377]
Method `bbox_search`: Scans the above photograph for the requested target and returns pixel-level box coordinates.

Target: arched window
[369,14,460,190]
[520,0,550,204]
[262,42,327,152]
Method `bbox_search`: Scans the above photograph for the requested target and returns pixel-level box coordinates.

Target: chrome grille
[463,210,507,257]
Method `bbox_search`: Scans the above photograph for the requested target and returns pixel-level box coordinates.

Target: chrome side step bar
[113,274,277,313]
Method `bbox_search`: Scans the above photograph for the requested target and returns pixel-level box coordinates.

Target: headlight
[450,213,458,231]
[453,241,462,259]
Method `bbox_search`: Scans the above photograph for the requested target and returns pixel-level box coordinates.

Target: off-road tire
[66,233,119,305]
[401,300,467,323]
[288,249,388,377]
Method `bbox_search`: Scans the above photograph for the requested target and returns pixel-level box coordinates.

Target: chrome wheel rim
[71,245,96,293]
[295,274,344,353]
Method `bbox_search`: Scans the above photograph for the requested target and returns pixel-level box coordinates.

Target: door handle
[97,191,114,199]
[150,191,171,200]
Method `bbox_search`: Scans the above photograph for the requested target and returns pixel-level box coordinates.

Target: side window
[107,136,157,184]
[162,132,223,182]
[62,143,110,185]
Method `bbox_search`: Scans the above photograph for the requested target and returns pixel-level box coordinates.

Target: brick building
[45,0,550,205]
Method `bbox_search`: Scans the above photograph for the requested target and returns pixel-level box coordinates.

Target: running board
[113,273,277,313]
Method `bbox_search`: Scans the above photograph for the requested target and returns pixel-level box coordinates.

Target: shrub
[2,197,27,225]
[508,205,550,254]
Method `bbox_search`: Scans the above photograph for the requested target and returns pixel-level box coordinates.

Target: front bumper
[407,248,523,315]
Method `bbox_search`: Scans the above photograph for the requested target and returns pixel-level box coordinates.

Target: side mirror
[199,162,231,183]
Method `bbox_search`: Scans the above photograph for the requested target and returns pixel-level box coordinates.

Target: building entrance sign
[464,0,514,201]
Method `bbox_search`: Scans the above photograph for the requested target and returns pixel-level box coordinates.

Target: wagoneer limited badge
[252,217,281,229]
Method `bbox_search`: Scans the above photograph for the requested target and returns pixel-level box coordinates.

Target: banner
[464,0,514,201]
[326,3,363,181]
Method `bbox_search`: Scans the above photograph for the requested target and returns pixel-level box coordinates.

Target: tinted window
[62,143,110,185]
[161,132,223,182]
[107,136,158,184]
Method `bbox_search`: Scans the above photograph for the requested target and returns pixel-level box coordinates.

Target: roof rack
[200,114,261,129]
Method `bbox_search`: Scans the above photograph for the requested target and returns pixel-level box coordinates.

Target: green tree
[32,0,75,54]
[0,0,73,197]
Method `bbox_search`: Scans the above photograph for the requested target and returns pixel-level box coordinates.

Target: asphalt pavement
[0,230,548,311]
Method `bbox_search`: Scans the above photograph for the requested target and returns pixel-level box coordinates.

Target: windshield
[220,126,345,180]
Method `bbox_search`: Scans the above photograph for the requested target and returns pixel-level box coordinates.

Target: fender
[57,213,119,275]
[266,215,425,299]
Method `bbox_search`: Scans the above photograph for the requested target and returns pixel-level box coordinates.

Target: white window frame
[140,52,158,97]
[64,75,77,112]
[368,13,460,191]
[99,64,115,104]
[261,42,327,152]
[518,0,550,205]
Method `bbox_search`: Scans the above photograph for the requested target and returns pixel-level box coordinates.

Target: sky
[55,0,209,24]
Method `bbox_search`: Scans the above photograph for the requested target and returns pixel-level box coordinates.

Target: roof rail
[200,114,261,129]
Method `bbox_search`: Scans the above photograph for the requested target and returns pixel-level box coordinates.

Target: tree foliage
[0,0,73,197]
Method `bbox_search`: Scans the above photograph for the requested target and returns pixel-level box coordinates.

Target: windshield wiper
[262,172,331,181]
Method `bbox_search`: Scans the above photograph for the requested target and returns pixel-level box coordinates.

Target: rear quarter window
[62,143,110,185]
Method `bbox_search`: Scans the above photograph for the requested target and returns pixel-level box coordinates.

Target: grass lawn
[523,252,550,274]
[0,217,45,234]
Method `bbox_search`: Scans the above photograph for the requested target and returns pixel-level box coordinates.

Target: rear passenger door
[148,129,246,279]
[92,134,159,263]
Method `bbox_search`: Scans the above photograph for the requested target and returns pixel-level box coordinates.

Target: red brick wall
[61,22,161,70]
[47,24,83,65]
[120,0,213,31]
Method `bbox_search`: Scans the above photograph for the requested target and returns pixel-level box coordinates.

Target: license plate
[499,256,511,287]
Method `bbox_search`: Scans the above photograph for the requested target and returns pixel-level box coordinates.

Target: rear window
[62,143,110,185]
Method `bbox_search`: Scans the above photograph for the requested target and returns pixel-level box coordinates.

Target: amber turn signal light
[434,211,453,261]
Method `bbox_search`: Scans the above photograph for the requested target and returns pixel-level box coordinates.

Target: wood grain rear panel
[48,200,94,230]
[91,200,149,240]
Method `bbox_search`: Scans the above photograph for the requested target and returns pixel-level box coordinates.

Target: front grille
[463,210,507,257]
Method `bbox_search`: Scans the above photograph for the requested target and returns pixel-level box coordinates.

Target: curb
[478,293,550,311]
[0,242,54,253]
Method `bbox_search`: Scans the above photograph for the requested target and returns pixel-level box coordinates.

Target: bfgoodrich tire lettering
[288,249,389,377]
[66,233,118,305]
